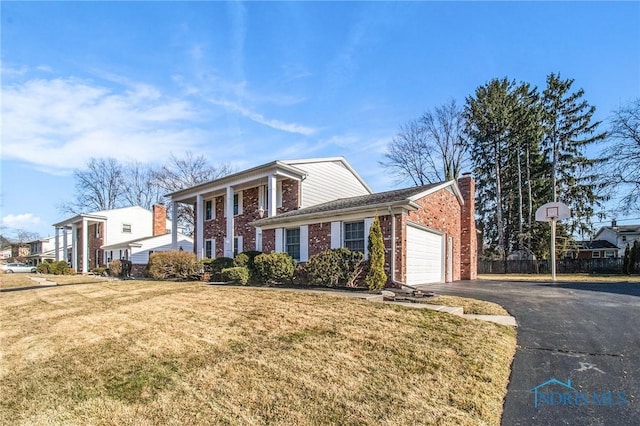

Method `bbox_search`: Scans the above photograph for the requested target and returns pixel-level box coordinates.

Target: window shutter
[364,217,374,258]
[236,236,243,254]
[331,221,341,249]
[275,228,284,252]
[237,191,243,215]
[300,225,309,262]
[256,227,263,251]
[276,181,283,208]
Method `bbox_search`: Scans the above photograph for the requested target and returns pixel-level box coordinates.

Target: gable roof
[595,224,640,238]
[573,240,619,250]
[252,180,462,227]
[52,206,152,228]
[166,157,372,200]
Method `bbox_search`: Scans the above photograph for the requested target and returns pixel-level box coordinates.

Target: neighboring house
[564,240,619,259]
[167,157,477,285]
[594,221,640,257]
[52,205,171,274]
[0,236,13,260]
[102,233,193,277]
[25,235,72,265]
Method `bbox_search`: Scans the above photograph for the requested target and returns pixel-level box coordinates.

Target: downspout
[388,206,419,291]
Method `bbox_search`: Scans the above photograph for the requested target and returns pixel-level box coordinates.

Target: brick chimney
[458,174,477,280]
[152,204,167,236]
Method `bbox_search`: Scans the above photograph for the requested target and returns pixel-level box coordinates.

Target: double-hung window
[122,224,132,233]
[205,200,213,221]
[285,228,301,261]
[204,239,214,259]
[344,221,365,254]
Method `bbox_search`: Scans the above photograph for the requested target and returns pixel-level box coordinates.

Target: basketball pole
[550,218,557,282]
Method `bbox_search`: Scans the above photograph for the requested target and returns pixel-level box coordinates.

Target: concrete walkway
[28,276,58,286]
[237,286,517,327]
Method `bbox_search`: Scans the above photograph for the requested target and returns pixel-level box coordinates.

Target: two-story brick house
[52,205,170,273]
[168,157,477,285]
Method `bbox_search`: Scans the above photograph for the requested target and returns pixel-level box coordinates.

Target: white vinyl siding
[127,234,194,265]
[296,160,370,208]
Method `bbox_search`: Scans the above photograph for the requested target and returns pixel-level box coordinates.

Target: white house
[52,205,171,273]
[594,221,640,257]
[101,232,193,277]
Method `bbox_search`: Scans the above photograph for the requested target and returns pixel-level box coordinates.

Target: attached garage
[406,224,445,285]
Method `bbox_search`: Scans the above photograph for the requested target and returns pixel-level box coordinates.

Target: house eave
[251,201,415,230]
[166,160,308,201]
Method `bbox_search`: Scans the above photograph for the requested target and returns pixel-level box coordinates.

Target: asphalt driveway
[418,279,640,426]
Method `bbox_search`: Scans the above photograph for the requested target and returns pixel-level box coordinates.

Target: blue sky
[1,1,639,239]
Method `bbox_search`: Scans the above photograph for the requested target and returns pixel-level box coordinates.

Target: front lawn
[0,278,516,425]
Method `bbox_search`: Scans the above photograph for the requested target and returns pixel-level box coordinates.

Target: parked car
[1,263,37,273]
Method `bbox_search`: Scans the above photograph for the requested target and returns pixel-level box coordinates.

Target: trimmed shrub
[365,216,387,291]
[222,266,250,285]
[109,259,122,277]
[36,261,50,274]
[254,252,295,284]
[204,257,234,281]
[92,267,107,276]
[147,250,199,281]
[46,261,74,275]
[303,248,365,287]
[234,251,262,282]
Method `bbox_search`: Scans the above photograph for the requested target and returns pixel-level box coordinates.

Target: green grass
[0,276,516,425]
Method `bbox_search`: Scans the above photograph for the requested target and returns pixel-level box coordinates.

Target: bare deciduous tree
[153,152,233,234]
[603,98,640,211]
[381,100,468,186]
[121,161,164,210]
[62,158,124,214]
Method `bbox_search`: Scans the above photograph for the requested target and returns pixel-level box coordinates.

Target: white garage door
[406,225,444,285]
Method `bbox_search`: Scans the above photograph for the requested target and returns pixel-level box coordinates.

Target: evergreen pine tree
[631,241,639,275]
[365,216,387,291]
[542,73,607,236]
[623,244,630,274]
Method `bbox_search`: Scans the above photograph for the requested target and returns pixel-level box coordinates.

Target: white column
[71,223,78,270]
[225,186,234,257]
[196,194,204,260]
[82,218,89,273]
[171,201,178,250]
[268,174,277,217]
[54,228,60,261]
[63,227,69,262]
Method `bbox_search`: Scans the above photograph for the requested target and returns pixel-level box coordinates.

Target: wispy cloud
[207,98,316,135]
[1,76,206,171]
[1,213,42,229]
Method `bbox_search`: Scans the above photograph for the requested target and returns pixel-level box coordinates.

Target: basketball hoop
[535,202,571,222]
[535,202,571,282]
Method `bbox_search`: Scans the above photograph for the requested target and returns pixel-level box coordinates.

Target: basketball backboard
[535,202,571,222]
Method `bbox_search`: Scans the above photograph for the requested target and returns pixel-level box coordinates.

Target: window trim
[122,223,132,233]
[204,239,214,259]
[592,251,601,259]
[343,221,365,254]
[285,228,301,261]
[205,199,213,221]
